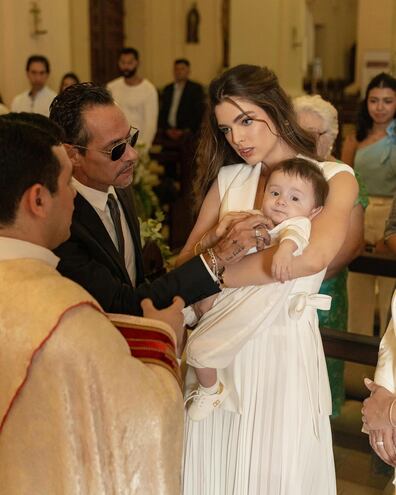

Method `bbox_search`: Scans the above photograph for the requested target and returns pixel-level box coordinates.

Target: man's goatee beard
[122,68,137,78]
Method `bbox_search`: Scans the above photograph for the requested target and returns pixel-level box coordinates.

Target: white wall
[70,0,90,83]
[124,0,223,89]
[309,0,357,80]
[1,0,376,106]
[355,0,396,89]
[0,0,74,106]
[229,0,306,95]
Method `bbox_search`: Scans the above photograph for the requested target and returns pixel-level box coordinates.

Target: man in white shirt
[11,55,57,117]
[107,47,158,150]
[0,114,186,494]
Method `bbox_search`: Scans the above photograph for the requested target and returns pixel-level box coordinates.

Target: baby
[185,157,329,420]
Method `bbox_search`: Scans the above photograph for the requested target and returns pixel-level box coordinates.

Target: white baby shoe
[185,382,229,421]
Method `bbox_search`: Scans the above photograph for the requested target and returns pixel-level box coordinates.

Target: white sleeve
[10,96,20,112]
[143,82,159,149]
[375,291,396,393]
[296,155,355,181]
[375,320,396,393]
[276,217,311,256]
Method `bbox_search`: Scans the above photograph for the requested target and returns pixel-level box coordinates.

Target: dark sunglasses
[73,126,139,161]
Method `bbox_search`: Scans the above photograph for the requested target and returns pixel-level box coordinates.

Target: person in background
[0,94,8,115]
[361,293,396,474]
[342,72,396,336]
[294,94,367,416]
[59,72,80,93]
[361,196,396,493]
[341,73,396,335]
[385,194,396,254]
[107,47,158,150]
[0,115,187,494]
[11,55,56,116]
[157,58,205,141]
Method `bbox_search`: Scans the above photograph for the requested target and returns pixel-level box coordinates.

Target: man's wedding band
[376,441,384,446]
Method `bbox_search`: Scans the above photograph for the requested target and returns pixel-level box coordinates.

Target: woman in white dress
[178,65,358,495]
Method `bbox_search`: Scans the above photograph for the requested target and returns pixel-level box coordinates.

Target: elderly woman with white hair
[294,94,368,416]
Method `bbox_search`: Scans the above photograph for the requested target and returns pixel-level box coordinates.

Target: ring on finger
[255,235,266,252]
[376,441,384,446]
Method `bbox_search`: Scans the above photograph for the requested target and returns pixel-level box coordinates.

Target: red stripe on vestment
[115,325,181,388]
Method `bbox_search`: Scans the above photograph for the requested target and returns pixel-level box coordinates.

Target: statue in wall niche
[186,3,200,43]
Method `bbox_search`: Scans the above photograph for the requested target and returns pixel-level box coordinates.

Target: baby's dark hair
[266,158,329,207]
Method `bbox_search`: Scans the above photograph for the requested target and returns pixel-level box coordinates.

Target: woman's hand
[362,378,395,430]
[368,427,396,467]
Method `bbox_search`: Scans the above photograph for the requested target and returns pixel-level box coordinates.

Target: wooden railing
[320,327,380,366]
[320,249,396,365]
[349,249,396,278]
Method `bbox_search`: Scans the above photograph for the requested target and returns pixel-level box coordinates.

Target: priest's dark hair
[0,114,63,224]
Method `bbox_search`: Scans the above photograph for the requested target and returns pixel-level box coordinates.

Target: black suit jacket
[158,80,204,133]
[54,188,219,315]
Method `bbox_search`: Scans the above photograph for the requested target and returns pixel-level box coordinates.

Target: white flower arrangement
[133,145,171,264]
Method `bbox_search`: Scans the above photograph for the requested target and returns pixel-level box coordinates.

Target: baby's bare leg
[195,367,218,387]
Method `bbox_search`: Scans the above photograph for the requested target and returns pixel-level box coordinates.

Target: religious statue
[186,3,200,43]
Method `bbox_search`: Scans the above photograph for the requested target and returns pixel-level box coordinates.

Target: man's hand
[362,378,395,430]
[211,211,274,265]
[141,296,185,355]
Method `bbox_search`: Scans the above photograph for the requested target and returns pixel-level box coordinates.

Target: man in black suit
[49,83,267,315]
[157,58,204,141]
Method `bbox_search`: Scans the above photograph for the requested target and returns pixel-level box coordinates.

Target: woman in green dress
[294,94,369,416]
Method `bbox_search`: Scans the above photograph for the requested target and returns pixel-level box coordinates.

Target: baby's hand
[192,294,218,319]
[271,241,295,282]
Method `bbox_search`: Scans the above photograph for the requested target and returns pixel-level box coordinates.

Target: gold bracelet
[389,397,396,427]
[206,248,225,286]
[194,232,208,256]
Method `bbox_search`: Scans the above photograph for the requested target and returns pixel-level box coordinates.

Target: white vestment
[0,240,183,495]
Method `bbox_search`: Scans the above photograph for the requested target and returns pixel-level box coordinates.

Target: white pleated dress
[182,160,354,495]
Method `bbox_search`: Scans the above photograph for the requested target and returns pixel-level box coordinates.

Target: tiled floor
[337,480,384,495]
[334,444,393,494]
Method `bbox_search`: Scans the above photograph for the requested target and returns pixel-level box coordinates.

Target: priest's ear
[24,184,50,218]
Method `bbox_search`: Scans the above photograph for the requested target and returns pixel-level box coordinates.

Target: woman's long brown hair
[193,64,318,211]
